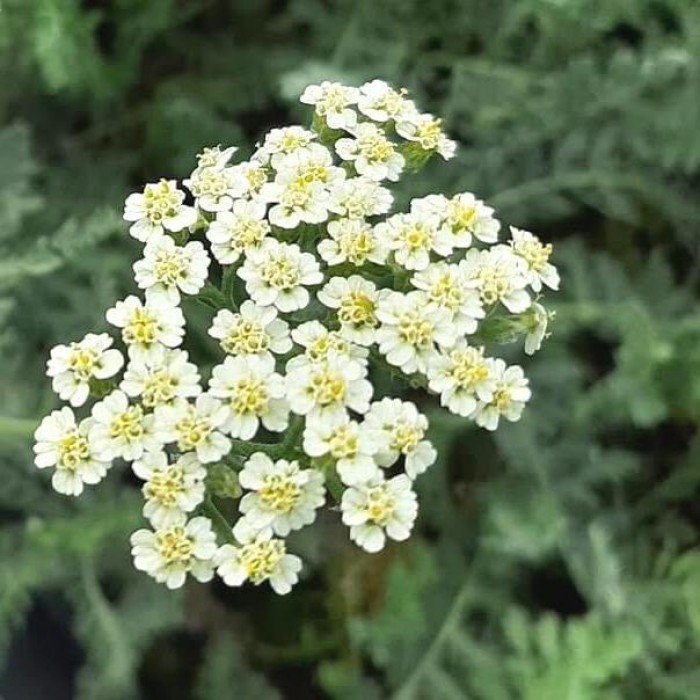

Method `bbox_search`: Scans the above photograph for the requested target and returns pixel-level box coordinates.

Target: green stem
[202,496,236,544]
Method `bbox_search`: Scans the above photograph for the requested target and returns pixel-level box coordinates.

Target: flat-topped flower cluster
[33,80,559,594]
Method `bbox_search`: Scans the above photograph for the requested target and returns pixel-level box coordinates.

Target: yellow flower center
[191,167,228,197]
[229,219,268,251]
[398,313,433,348]
[260,255,300,290]
[143,180,181,223]
[153,251,186,286]
[175,412,212,451]
[338,292,377,328]
[319,86,349,114]
[339,228,375,264]
[156,527,194,565]
[428,274,462,310]
[390,424,422,454]
[279,133,311,152]
[230,378,268,416]
[144,468,185,508]
[197,147,222,168]
[449,348,490,390]
[415,118,442,149]
[259,473,302,514]
[123,308,159,346]
[297,163,331,184]
[306,332,349,361]
[108,405,145,442]
[402,224,431,251]
[282,179,314,208]
[491,386,512,411]
[67,346,98,382]
[373,90,405,118]
[365,487,395,526]
[328,425,358,459]
[309,367,346,406]
[475,266,511,306]
[448,201,477,232]
[221,319,270,355]
[245,166,267,193]
[142,370,179,408]
[239,539,285,584]
[57,430,90,470]
[362,134,395,163]
[513,239,552,272]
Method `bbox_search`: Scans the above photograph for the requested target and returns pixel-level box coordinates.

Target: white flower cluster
[33,80,559,595]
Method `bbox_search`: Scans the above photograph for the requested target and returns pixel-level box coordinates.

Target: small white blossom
[287,321,369,372]
[375,212,451,271]
[234,453,325,538]
[317,276,381,346]
[133,236,210,303]
[106,295,185,362]
[303,413,381,485]
[376,291,456,374]
[473,360,531,431]
[238,239,323,312]
[363,398,436,479]
[88,390,159,461]
[357,80,418,123]
[411,262,484,335]
[184,148,239,212]
[300,81,359,130]
[460,247,531,313]
[396,113,457,160]
[336,122,404,182]
[123,179,197,243]
[46,333,123,407]
[524,303,551,356]
[510,226,560,292]
[318,218,389,267]
[206,199,270,265]
[131,516,217,589]
[341,474,418,552]
[286,354,373,420]
[209,354,289,439]
[33,408,111,496]
[208,300,291,359]
[327,177,393,219]
[154,395,231,463]
[227,159,269,200]
[132,451,206,528]
[255,126,316,167]
[120,348,201,409]
[195,145,238,169]
[215,528,302,595]
[427,342,496,417]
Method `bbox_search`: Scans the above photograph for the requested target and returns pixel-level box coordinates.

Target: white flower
[254,126,316,168]
[237,239,323,313]
[510,226,560,292]
[234,453,325,538]
[412,192,500,246]
[524,303,551,356]
[184,160,238,213]
[132,451,206,528]
[195,145,238,169]
[411,263,484,335]
[123,179,197,243]
[303,413,381,485]
[215,529,302,595]
[318,218,389,267]
[427,342,496,417]
[274,143,345,188]
[363,398,436,479]
[375,212,451,270]
[46,333,124,407]
[335,122,405,181]
[131,516,217,589]
[473,360,531,431]
[286,354,373,420]
[300,81,359,130]
[357,80,418,123]
[317,276,381,346]
[396,113,457,160]
[208,355,289,439]
[287,321,368,371]
[205,199,270,265]
[133,236,210,303]
[154,395,231,463]
[208,300,291,359]
[327,177,393,219]
[106,295,185,361]
[88,390,159,461]
[341,474,418,552]
[227,159,269,200]
[460,247,531,313]
[376,291,456,374]
[33,408,110,496]
[120,348,201,409]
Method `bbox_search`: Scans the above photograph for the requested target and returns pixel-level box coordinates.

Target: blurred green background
[1,1,700,698]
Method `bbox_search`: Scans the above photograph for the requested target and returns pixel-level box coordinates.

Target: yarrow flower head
[34,79,559,594]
